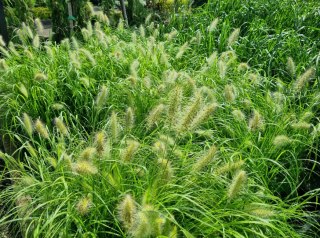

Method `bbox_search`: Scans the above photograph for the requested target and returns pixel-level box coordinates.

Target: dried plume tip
[34,119,49,139]
[118,194,137,230]
[227,170,247,200]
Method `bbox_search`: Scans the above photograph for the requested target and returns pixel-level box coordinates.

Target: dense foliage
[0,0,319,237]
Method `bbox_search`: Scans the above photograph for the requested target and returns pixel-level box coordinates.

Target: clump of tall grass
[0,17,319,237]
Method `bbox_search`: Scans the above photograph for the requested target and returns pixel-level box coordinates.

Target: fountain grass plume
[227,28,240,47]
[34,119,49,139]
[118,194,137,230]
[95,131,106,156]
[72,160,98,175]
[294,67,316,92]
[175,93,202,132]
[22,113,33,137]
[146,104,166,129]
[54,117,69,136]
[227,170,247,200]
[192,144,217,173]
[121,140,140,162]
[76,195,93,216]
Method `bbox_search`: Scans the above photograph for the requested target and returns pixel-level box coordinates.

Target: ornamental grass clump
[0,16,319,238]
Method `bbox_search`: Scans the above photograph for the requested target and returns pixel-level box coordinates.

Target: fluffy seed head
[95,85,108,108]
[110,111,120,142]
[80,147,97,160]
[227,170,247,200]
[291,121,311,130]
[189,103,218,131]
[76,195,92,216]
[130,211,151,237]
[166,29,178,41]
[192,145,217,173]
[146,104,166,129]
[294,67,316,92]
[175,42,188,59]
[286,57,296,77]
[215,160,245,175]
[0,46,10,58]
[232,109,245,121]
[54,118,69,136]
[248,110,264,131]
[18,83,28,98]
[157,158,174,182]
[153,141,167,157]
[52,103,64,110]
[72,160,98,175]
[22,113,33,137]
[121,140,140,162]
[206,51,218,67]
[176,94,202,132]
[207,18,219,32]
[125,107,135,132]
[80,48,96,66]
[139,25,146,37]
[95,131,105,156]
[32,34,40,48]
[273,135,292,148]
[237,63,250,72]
[168,86,183,124]
[0,59,8,71]
[118,194,137,230]
[224,84,236,102]
[218,60,227,78]
[34,72,47,81]
[34,119,49,139]
[0,35,5,47]
[227,28,240,47]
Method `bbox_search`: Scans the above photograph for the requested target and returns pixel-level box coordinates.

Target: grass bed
[0,5,319,238]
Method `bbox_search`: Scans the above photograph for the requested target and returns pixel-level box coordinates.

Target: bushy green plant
[164,0,320,80]
[0,15,319,237]
[32,7,51,20]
